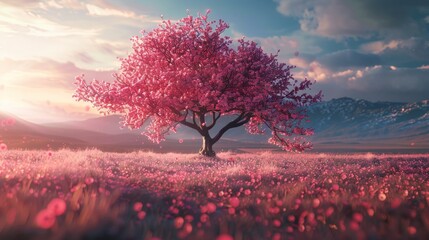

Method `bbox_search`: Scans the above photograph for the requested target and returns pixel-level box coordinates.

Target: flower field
[0,149,428,239]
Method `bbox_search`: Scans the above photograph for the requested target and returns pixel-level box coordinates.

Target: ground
[0,149,428,239]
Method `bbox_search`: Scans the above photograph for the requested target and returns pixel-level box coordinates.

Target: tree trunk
[199,135,216,157]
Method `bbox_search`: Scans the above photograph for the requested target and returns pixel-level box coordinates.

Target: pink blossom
[349,221,360,231]
[0,143,7,151]
[137,211,146,220]
[47,198,67,216]
[35,209,56,229]
[85,177,95,185]
[325,207,335,217]
[312,198,321,208]
[216,234,234,240]
[184,223,193,233]
[133,202,143,212]
[174,217,184,229]
[228,207,236,215]
[391,198,401,208]
[367,209,375,216]
[353,213,363,222]
[229,197,240,208]
[206,202,217,213]
[272,233,281,240]
[378,193,387,201]
[200,214,209,223]
[272,219,281,227]
[408,226,417,235]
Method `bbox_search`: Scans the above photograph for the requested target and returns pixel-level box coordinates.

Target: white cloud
[247,32,322,65]
[253,35,299,62]
[288,57,308,69]
[275,0,429,39]
[307,61,331,81]
[0,59,114,123]
[276,0,373,38]
[94,38,130,57]
[361,40,401,54]
[359,37,429,68]
[258,35,299,52]
[86,4,143,20]
[418,65,429,70]
[39,0,64,9]
[0,1,163,69]
[332,69,353,78]
[0,2,98,37]
[312,65,428,102]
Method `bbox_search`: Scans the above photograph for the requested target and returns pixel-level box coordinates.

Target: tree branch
[192,111,198,127]
[206,111,221,130]
[212,112,252,144]
[179,119,203,135]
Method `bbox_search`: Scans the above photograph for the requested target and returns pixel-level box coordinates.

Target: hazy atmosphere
[1,2,429,239]
[1,0,428,123]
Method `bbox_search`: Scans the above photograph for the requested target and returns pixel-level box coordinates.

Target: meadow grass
[0,149,428,239]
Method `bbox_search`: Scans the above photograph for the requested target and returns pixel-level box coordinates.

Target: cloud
[0,2,99,37]
[25,98,98,122]
[247,32,322,65]
[319,50,381,70]
[286,52,428,102]
[74,52,95,64]
[275,0,429,38]
[288,57,309,69]
[257,35,299,53]
[306,61,331,81]
[332,69,354,78]
[86,3,133,18]
[85,3,153,21]
[361,37,429,67]
[0,58,114,122]
[0,1,162,70]
[94,39,130,57]
[360,40,402,54]
[0,0,39,7]
[313,65,429,102]
[0,58,114,89]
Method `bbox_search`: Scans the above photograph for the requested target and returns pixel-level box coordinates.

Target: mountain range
[0,97,428,153]
[306,97,429,152]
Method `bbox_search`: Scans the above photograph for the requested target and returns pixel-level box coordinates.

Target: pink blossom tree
[73,11,322,156]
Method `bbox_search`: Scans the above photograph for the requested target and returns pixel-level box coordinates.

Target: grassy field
[0,149,428,239]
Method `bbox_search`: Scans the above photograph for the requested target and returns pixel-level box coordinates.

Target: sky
[0,0,428,123]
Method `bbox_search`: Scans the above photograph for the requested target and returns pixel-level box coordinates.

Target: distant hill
[1,97,428,153]
[306,97,429,152]
[0,111,271,153]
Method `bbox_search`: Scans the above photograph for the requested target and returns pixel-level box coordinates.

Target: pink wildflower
[229,197,240,208]
[133,202,143,212]
[47,198,67,216]
[0,143,7,151]
[216,234,234,240]
[35,209,56,229]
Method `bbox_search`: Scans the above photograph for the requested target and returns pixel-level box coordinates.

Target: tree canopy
[73,11,322,156]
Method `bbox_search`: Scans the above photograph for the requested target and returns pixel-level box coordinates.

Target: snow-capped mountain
[306,97,429,151]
